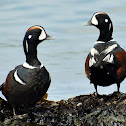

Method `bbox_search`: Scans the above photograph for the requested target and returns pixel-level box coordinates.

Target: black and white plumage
[0,25,54,115]
[84,12,126,95]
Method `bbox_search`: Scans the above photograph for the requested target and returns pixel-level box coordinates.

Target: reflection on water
[0,0,126,101]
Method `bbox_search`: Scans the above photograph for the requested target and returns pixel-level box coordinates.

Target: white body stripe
[89,43,117,67]
[89,57,96,67]
[0,92,7,101]
[102,44,117,54]
[14,70,26,85]
[103,54,114,63]
[91,48,99,56]
[23,62,44,69]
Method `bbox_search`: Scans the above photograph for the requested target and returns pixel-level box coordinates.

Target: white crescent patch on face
[38,28,46,41]
[91,12,99,25]
[29,26,47,41]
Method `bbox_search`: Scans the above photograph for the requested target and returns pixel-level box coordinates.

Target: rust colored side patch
[116,50,126,78]
[116,50,126,67]
[85,54,90,79]
[2,72,11,96]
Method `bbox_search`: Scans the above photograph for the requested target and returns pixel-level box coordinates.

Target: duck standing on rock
[0,25,54,115]
[84,12,126,95]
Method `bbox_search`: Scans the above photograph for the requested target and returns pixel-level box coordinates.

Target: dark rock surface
[0,92,126,125]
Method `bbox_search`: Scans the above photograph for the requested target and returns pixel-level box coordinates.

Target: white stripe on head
[14,70,26,85]
[109,23,111,31]
[26,40,28,53]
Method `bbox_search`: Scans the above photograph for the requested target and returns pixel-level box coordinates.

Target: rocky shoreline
[0,92,126,125]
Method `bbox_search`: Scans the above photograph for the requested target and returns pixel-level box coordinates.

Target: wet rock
[1,92,126,125]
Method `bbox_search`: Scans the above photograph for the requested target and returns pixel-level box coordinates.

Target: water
[0,0,126,101]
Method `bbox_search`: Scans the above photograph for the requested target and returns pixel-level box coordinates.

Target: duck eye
[28,35,32,39]
[105,19,108,23]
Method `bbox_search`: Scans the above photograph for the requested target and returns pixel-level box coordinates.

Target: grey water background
[0,0,126,101]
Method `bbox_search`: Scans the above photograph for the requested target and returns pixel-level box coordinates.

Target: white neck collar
[23,62,43,69]
[95,39,115,44]
[95,41,105,44]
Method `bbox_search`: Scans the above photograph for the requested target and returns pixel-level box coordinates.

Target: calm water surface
[0,0,126,101]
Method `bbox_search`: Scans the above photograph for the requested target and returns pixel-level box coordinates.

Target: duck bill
[46,34,55,40]
[82,19,92,26]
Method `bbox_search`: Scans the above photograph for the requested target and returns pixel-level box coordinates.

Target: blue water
[0,0,126,101]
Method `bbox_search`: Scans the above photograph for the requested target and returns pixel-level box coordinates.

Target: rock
[1,92,126,125]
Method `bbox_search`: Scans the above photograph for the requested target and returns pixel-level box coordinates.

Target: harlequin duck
[0,25,54,115]
[83,12,126,95]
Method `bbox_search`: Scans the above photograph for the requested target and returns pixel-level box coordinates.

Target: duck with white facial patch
[0,25,55,116]
[83,12,126,95]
